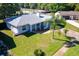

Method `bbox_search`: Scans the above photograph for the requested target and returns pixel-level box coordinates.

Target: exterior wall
[31,22,50,32]
[16,24,30,35]
[43,22,50,30]
[6,23,11,29]
[6,22,50,35]
[6,23,30,35]
[40,22,50,30]
[6,23,19,35]
[31,24,36,32]
[11,27,19,35]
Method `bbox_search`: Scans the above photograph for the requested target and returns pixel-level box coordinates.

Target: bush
[34,49,46,56]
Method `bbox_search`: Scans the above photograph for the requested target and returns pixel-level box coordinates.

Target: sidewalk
[66,20,79,28]
[66,30,79,41]
[43,30,52,34]
[53,30,79,56]
[53,45,69,56]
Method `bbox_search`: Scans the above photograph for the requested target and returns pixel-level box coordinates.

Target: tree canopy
[0,3,20,19]
[18,3,76,12]
[0,3,79,19]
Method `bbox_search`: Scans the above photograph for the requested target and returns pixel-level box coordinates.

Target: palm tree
[64,29,69,37]
[47,15,57,39]
[47,14,66,39]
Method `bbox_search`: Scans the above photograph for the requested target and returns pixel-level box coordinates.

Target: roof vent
[36,13,40,16]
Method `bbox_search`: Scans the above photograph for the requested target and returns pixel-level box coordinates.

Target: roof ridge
[17,15,24,27]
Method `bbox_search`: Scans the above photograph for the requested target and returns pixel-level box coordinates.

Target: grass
[63,22,79,56]
[1,19,79,56]
[0,20,68,56]
[64,45,79,56]
[65,23,79,32]
[0,29,68,56]
[75,20,79,23]
[0,20,4,23]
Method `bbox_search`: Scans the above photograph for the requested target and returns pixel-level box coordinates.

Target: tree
[48,14,66,39]
[11,3,77,13]
[75,4,79,11]
[34,49,45,56]
[0,3,20,19]
[64,29,69,37]
[47,4,66,12]
[47,15,57,39]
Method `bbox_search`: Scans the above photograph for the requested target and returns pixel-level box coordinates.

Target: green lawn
[1,20,79,56]
[64,22,79,56]
[65,23,79,32]
[75,20,79,23]
[0,30,68,56]
[64,45,79,56]
[0,20,69,56]
[0,20,3,23]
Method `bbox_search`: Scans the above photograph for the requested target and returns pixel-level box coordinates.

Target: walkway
[66,30,79,41]
[53,30,79,56]
[66,20,79,28]
[53,45,69,56]
[43,30,52,34]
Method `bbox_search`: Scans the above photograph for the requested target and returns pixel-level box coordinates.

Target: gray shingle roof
[58,11,79,16]
[6,14,52,27]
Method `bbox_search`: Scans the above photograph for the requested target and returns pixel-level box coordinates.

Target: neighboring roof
[5,13,52,27]
[21,8,50,14]
[57,11,79,16]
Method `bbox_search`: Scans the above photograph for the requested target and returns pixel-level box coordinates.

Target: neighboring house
[55,11,79,20]
[4,13,52,35]
[21,8,50,14]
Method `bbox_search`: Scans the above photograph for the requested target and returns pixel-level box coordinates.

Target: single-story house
[21,8,50,14]
[4,13,52,35]
[55,11,79,20]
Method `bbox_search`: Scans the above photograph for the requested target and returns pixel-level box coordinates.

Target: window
[22,25,26,31]
[63,16,70,19]
[43,22,48,29]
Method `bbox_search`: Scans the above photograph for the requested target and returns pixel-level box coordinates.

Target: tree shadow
[34,29,50,34]
[66,36,76,41]
[64,36,79,48]
[23,32,36,37]
[0,32,16,50]
[0,22,9,30]
[54,38,69,42]
[23,29,49,37]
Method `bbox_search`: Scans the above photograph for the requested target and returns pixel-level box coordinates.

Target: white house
[4,13,52,35]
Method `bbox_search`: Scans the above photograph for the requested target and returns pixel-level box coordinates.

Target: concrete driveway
[66,20,79,28]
